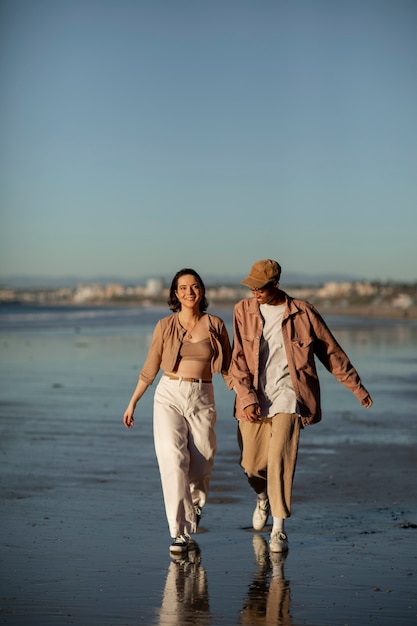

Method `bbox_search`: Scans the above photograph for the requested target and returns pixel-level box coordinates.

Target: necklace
[179,314,201,339]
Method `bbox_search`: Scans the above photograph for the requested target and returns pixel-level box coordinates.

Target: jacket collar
[283,291,302,318]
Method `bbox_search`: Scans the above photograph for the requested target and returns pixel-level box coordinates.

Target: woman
[123,268,232,555]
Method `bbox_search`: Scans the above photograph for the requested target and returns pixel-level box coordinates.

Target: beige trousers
[238,413,301,519]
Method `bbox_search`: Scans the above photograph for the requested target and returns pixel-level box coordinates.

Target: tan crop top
[179,338,214,362]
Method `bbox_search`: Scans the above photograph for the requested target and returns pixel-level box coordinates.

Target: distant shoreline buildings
[0,278,416,320]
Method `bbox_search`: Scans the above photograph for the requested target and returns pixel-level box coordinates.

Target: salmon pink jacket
[231,292,370,426]
[140,312,233,388]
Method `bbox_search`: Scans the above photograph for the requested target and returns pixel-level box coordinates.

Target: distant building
[0,289,16,302]
[145,278,164,297]
[392,293,413,309]
[104,283,125,298]
[73,284,104,303]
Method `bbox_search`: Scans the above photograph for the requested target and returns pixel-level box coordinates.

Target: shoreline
[2,298,417,321]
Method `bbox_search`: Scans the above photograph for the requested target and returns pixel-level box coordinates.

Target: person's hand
[242,404,261,422]
[361,395,373,408]
[123,407,135,428]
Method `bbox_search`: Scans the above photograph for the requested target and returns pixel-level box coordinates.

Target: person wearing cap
[231,259,373,553]
[123,268,232,556]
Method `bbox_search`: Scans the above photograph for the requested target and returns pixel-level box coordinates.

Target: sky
[1,0,416,285]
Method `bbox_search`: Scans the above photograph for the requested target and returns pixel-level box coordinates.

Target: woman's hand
[122,378,149,429]
[123,406,135,428]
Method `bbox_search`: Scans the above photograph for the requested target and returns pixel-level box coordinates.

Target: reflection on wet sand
[239,535,292,626]
[157,541,212,625]
[156,535,291,626]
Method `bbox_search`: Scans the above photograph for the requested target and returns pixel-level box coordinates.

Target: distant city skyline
[1,0,416,283]
[0,269,414,292]
[2,272,416,323]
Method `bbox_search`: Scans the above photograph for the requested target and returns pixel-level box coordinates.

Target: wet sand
[1,404,416,625]
[1,320,417,625]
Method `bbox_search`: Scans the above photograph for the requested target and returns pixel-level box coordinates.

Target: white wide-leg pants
[153,376,217,538]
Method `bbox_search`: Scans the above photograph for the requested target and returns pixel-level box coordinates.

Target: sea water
[1,302,417,452]
[1,302,416,434]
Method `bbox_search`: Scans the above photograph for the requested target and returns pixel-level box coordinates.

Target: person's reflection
[240,535,292,626]
[157,541,212,625]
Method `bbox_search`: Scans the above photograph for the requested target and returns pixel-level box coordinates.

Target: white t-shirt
[258,303,297,417]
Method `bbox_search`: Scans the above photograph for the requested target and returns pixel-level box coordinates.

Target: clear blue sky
[1,0,416,283]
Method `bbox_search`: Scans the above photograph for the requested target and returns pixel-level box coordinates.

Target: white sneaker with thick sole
[169,534,190,554]
[252,497,270,530]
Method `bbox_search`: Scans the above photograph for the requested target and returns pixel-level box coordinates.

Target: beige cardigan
[140,312,233,389]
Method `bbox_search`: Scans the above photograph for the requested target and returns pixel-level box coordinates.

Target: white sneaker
[252,497,270,530]
[269,530,289,553]
[169,534,190,554]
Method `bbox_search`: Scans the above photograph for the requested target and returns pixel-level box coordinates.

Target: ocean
[1,301,416,445]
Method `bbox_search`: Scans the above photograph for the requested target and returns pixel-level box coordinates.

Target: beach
[1,305,416,625]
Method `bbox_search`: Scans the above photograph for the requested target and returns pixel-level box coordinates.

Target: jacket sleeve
[309,306,370,401]
[231,304,259,408]
[219,320,234,389]
[139,320,164,385]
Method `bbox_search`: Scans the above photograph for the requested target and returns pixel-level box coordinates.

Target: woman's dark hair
[168,268,208,312]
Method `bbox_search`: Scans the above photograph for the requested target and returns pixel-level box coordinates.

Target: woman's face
[175,274,203,310]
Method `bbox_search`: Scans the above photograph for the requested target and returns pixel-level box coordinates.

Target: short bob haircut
[168,268,209,313]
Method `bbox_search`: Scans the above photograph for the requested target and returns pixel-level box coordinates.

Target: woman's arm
[123,377,150,428]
